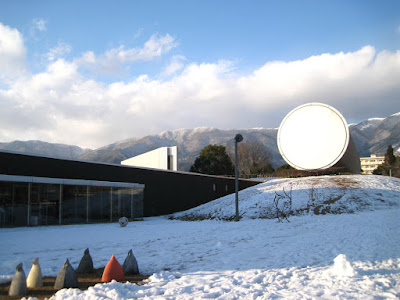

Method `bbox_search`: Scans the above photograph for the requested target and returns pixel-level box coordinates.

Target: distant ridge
[0,112,399,171]
[77,127,281,170]
[349,112,400,157]
[0,140,90,160]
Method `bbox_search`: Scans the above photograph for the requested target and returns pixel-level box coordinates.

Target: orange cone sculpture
[101,255,125,282]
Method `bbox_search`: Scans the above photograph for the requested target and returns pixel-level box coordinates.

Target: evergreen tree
[190,145,234,175]
[373,145,399,177]
[385,145,396,166]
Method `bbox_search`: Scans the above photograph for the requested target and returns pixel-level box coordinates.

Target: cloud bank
[0,23,26,80]
[77,34,177,74]
[0,22,399,149]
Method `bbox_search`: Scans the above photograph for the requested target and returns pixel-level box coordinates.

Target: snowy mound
[173,175,400,221]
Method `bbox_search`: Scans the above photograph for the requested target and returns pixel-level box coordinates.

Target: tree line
[373,145,400,178]
[189,143,400,178]
[189,141,274,177]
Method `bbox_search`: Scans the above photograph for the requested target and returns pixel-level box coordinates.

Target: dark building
[0,151,260,227]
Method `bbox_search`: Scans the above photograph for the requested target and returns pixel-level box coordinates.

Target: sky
[0,0,399,149]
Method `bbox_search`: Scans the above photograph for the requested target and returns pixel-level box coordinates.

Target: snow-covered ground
[0,175,399,299]
[173,175,400,220]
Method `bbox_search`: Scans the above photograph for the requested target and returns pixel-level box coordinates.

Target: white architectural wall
[121,146,178,171]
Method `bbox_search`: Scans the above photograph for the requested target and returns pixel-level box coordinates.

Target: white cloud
[237,46,377,108]
[77,34,178,74]
[33,19,47,32]
[0,27,399,149]
[0,23,26,80]
[162,55,186,76]
[29,19,47,40]
[46,41,72,62]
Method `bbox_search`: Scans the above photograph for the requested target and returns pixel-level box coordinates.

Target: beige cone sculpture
[27,257,43,288]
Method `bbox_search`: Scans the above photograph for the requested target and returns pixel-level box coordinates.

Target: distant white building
[360,154,385,175]
[121,146,178,171]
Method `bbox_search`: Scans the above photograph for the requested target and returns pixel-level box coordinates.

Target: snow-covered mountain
[77,127,282,170]
[1,112,399,170]
[77,111,400,170]
[350,112,400,157]
[0,140,90,160]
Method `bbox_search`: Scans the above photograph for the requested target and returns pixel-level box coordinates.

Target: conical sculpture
[54,259,79,289]
[101,255,124,282]
[8,263,27,296]
[122,249,139,275]
[27,257,43,288]
[76,248,94,273]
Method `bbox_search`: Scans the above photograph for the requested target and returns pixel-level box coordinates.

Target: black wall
[0,151,260,216]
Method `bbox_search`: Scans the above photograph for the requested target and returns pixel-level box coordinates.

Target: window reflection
[0,181,144,227]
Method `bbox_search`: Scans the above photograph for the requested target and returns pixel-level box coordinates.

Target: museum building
[0,150,259,227]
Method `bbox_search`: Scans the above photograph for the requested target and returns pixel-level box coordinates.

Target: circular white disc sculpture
[277,103,350,170]
[119,217,129,227]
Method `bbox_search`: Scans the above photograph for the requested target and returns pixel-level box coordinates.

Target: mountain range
[1,112,399,171]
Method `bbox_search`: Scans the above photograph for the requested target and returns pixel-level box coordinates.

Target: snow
[0,175,399,299]
[329,254,357,278]
[191,127,217,134]
[173,175,400,220]
[368,117,386,121]
[357,117,385,131]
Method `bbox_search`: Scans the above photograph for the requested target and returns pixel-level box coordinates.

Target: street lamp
[234,134,243,222]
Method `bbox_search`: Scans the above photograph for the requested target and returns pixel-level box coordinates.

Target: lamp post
[234,134,243,222]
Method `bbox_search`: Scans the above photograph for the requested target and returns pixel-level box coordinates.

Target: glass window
[89,186,111,222]
[131,188,144,219]
[0,182,30,227]
[0,180,144,227]
[112,188,130,221]
[63,185,87,224]
[30,183,60,226]
[0,182,12,226]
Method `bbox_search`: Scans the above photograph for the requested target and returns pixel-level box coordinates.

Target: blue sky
[3,1,399,73]
[0,1,399,148]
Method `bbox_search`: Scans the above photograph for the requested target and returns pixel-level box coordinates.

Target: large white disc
[277,103,349,170]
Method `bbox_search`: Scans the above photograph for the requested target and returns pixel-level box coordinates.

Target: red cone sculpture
[101,255,125,282]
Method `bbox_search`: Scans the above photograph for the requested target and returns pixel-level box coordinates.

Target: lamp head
[235,134,243,143]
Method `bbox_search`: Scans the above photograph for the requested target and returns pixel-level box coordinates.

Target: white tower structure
[121,146,178,171]
[277,103,360,173]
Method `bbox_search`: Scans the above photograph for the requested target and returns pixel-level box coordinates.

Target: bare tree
[273,185,292,222]
[229,140,273,177]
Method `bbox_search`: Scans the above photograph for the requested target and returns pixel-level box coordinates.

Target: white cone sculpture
[54,259,79,289]
[9,263,27,296]
[122,249,139,275]
[27,257,43,288]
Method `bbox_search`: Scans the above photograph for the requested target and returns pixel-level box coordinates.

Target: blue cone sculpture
[122,249,139,275]
[54,259,79,289]
[9,263,27,296]
[76,248,94,273]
